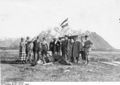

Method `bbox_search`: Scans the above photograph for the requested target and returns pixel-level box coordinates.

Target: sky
[0,0,120,49]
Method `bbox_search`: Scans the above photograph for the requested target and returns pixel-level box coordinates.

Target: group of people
[19,36,48,65]
[19,34,93,66]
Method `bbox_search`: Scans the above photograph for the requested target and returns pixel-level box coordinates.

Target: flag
[61,23,68,28]
[60,18,69,28]
[60,18,68,26]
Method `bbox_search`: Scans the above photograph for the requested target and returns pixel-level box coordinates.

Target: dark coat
[67,40,73,60]
[72,41,82,58]
[33,40,40,52]
[49,41,55,52]
[83,40,93,52]
[55,41,61,52]
[61,40,68,55]
[49,40,56,54]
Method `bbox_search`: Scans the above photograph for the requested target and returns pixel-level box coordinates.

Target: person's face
[51,39,54,42]
[85,37,89,40]
[65,37,68,40]
[27,37,29,40]
[81,37,85,42]
[21,38,24,42]
[62,38,65,41]
[71,39,74,43]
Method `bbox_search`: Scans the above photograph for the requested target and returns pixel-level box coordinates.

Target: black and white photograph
[0,0,120,84]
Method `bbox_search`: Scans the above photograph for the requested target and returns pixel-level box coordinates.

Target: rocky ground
[1,50,120,83]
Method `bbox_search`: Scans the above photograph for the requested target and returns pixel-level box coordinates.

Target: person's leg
[28,51,32,62]
[85,51,89,64]
[81,50,88,64]
[23,53,26,64]
[70,56,74,63]
[42,51,46,64]
[30,51,33,63]
[52,51,55,62]
[35,52,38,64]
[76,56,79,63]
[65,53,67,62]
[39,51,42,61]
[43,54,46,64]
[37,51,40,62]
[32,51,37,65]
[26,51,28,61]
[67,53,72,63]
[74,57,77,63]
[21,54,23,64]
[29,51,31,63]
[81,51,85,64]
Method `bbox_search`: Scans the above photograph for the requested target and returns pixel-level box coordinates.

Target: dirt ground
[0,50,120,83]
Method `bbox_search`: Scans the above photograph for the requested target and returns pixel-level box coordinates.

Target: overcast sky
[0,0,120,49]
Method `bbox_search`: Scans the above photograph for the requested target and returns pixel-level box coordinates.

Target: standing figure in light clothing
[19,38,26,64]
[25,37,31,63]
[41,37,48,64]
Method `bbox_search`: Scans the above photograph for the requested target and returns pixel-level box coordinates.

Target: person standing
[28,41,34,63]
[81,35,93,64]
[31,36,40,66]
[19,38,26,64]
[61,36,68,59]
[67,37,74,63]
[72,36,83,63]
[25,37,31,63]
[61,35,73,65]
[49,38,56,56]
[41,37,48,64]
[55,38,61,55]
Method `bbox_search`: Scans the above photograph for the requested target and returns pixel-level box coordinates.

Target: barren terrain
[1,50,120,83]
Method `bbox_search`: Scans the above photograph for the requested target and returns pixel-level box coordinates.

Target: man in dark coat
[61,35,68,60]
[67,38,74,63]
[81,35,93,64]
[60,35,72,65]
[49,38,55,55]
[31,36,40,66]
[72,36,83,63]
[55,38,61,55]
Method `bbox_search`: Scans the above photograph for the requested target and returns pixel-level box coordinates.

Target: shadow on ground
[0,60,20,64]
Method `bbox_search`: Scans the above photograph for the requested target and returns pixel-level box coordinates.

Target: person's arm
[46,42,49,51]
[49,42,52,51]
[19,42,21,52]
[77,41,82,53]
[88,40,93,51]
[89,41,93,48]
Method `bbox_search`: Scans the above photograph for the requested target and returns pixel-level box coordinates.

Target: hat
[85,35,88,38]
[68,35,78,39]
[64,35,69,37]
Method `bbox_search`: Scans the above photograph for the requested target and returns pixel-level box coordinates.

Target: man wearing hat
[61,35,70,64]
[67,36,74,63]
[81,35,93,64]
[31,36,41,66]
[72,35,83,63]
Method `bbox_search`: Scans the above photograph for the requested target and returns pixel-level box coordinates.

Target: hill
[89,32,114,51]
